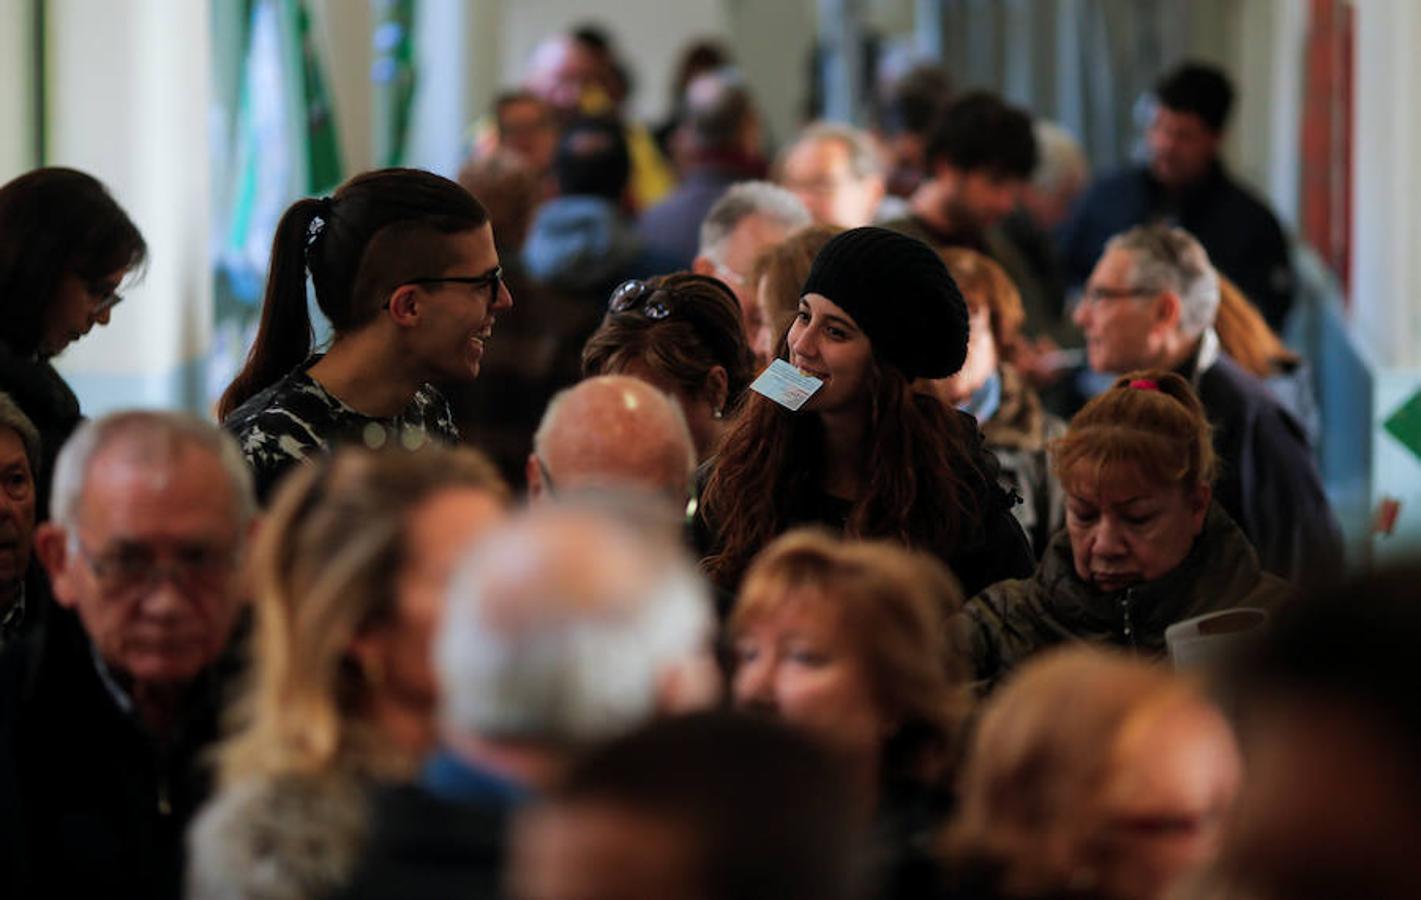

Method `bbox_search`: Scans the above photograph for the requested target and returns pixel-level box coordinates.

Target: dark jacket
[522,195,679,297]
[337,751,528,899]
[960,504,1292,687]
[1058,162,1295,329]
[696,408,1035,604]
[1186,340,1342,582]
[0,609,227,899]
[978,366,1067,559]
[333,784,511,900]
[635,166,744,269]
[0,341,81,519]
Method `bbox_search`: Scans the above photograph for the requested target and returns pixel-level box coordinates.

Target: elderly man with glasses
[0,411,256,899]
[1074,224,1340,583]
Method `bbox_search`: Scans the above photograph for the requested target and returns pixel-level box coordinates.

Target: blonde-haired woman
[188,446,509,900]
[962,370,1290,687]
[944,647,1242,900]
[730,528,969,899]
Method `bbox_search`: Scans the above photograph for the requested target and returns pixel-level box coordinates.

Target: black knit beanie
[800,227,969,380]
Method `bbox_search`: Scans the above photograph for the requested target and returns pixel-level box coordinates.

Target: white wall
[1352,0,1421,370]
[46,0,213,414]
[0,0,34,183]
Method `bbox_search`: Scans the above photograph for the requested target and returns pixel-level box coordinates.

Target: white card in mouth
[749,358,824,411]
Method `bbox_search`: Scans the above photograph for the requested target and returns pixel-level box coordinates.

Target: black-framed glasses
[388,267,504,308]
[608,279,679,320]
[69,536,238,597]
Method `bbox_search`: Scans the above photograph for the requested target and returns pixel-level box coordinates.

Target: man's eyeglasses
[70,537,238,596]
[608,279,681,320]
[1079,285,1159,307]
[388,267,504,308]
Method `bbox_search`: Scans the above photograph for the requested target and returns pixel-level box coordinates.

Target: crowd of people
[0,24,1413,900]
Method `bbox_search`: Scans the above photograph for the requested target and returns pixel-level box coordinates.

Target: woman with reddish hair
[962,370,1290,686]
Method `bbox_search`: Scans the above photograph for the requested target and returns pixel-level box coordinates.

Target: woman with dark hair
[219,167,510,501]
[0,167,146,506]
[698,226,1032,596]
[582,272,754,458]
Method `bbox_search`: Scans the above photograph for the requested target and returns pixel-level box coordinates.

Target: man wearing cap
[1060,62,1294,330]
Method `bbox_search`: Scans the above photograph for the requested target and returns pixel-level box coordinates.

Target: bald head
[530,375,696,503]
[436,505,716,744]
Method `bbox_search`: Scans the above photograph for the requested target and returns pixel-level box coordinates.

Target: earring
[713,408,724,420]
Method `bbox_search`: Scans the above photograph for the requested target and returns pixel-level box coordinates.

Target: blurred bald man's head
[528,375,697,505]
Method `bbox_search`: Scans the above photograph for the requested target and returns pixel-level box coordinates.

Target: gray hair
[1031,119,1089,193]
[786,121,884,180]
[50,410,257,530]
[0,393,40,476]
[436,507,712,744]
[1105,225,1221,338]
[698,181,811,262]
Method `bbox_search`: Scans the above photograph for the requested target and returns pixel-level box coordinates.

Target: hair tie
[305,196,335,250]
[1128,378,1159,391]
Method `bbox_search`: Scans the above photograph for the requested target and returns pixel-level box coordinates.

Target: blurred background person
[528,375,697,513]
[777,121,887,228]
[0,167,147,515]
[1074,224,1338,581]
[343,504,718,898]
[582,274,755,459]
[523,116,678,300]
[509,712,859,900]
[1219,567,1421,900]
[453,145,604,491]
[961,371,1291,688]
[699,227,1032,597]
[944,647,1242,900]
[639,68,769,268]
[920,248,1066,557]
[1,412,254,899]
[883,92,1037,258]
[486,91,559,190]
[0,395,40,647]
[992,119,1090,356]
[653,38,732,162]
[692,181,812,345]
[748,223,841,366]
[188,447,509,900]
[872,63,954,206]
[731,530,969,899]
[1059,61,1294,330]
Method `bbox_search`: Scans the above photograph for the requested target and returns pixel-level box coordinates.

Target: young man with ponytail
[219,168,511,502]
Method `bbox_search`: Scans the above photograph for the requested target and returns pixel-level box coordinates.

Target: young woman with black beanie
[698,226,1032,598]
